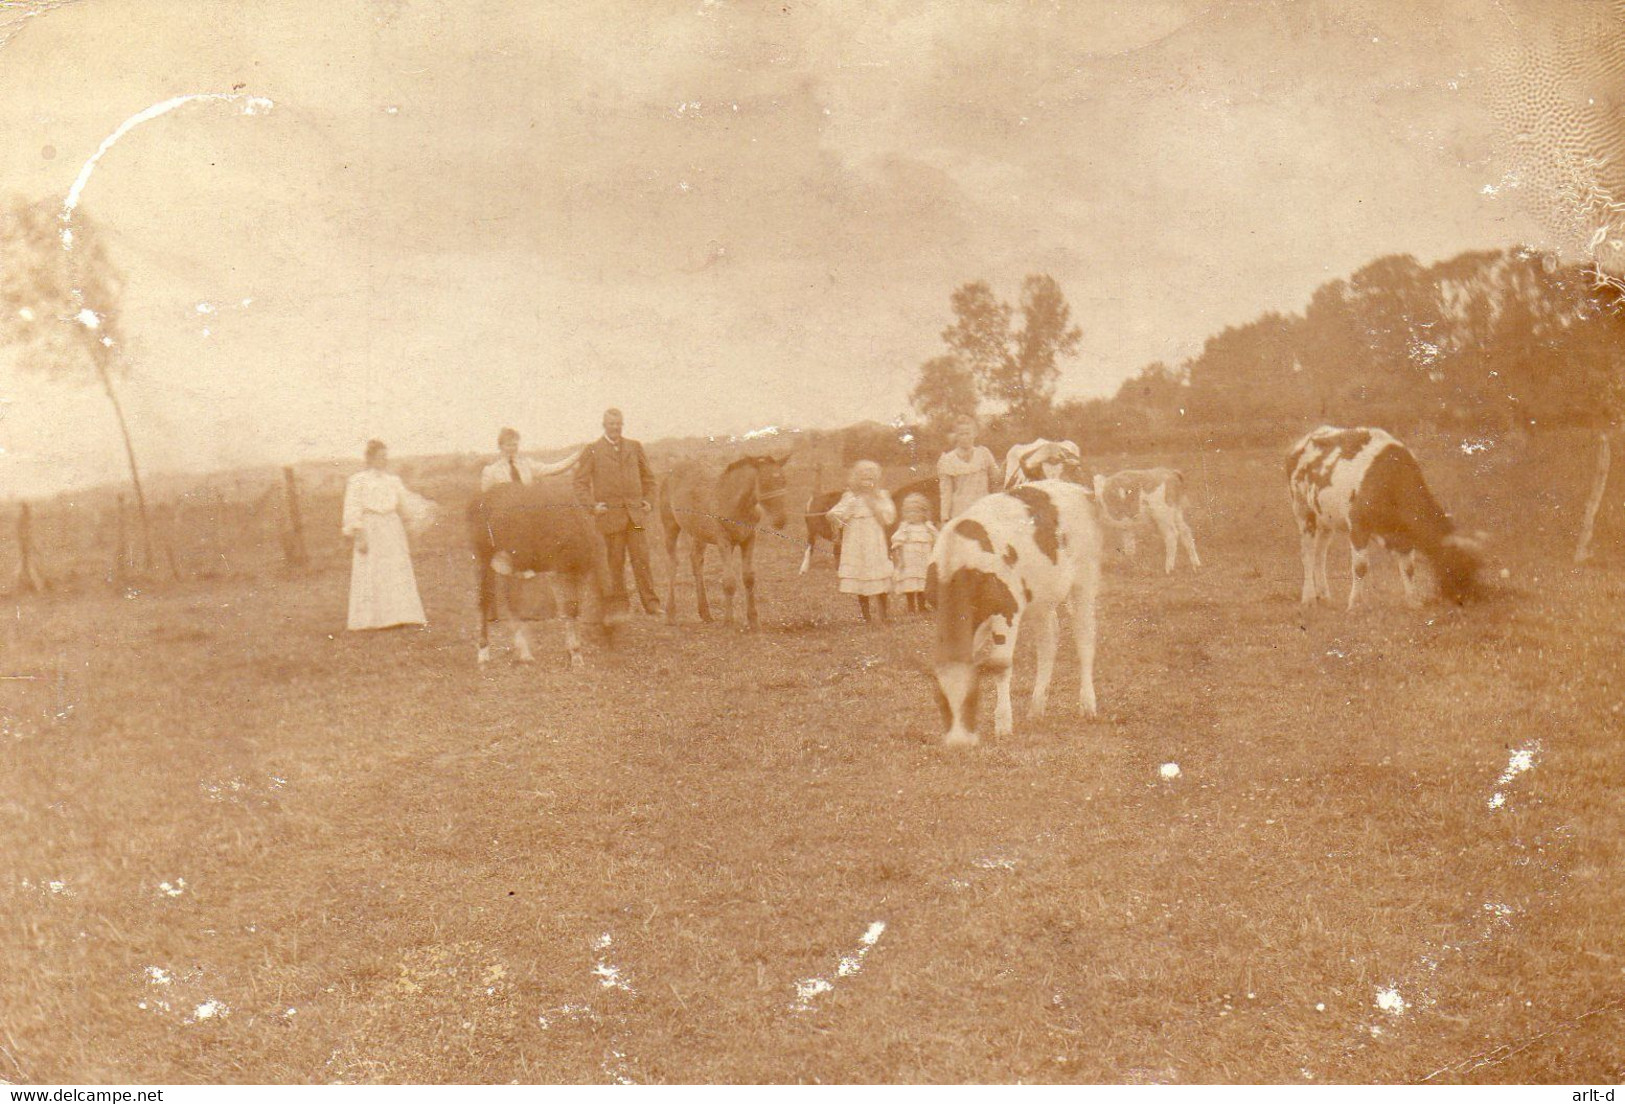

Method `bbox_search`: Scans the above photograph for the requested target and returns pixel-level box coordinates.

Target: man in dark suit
[574,408,662,614]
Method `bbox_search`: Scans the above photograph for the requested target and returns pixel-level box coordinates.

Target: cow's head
[1008,439,1082,485]
[932,561,1018,747]
[1437,530,1486,605]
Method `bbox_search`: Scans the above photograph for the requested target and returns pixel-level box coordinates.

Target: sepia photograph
[2,0,1623,1087]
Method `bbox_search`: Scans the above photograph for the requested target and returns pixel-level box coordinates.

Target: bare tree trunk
[99,364,155,576]
[1575,431,1612,564]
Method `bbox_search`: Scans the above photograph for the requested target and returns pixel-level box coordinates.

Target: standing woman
[935,417,999,520]
[341,440,434,631]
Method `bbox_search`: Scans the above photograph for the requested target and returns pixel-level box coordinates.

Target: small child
[890,493,938,613]
[826,460,897,622]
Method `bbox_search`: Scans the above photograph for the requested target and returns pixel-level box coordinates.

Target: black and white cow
[1092,468,1201,573]
[929,475,1105,746]
[1287,425,1481,609]
[1002,438,1082,489]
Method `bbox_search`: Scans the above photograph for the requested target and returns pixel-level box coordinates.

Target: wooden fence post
[1575,431,1612,564]
[15,502,47,594]
[282,466,309,568]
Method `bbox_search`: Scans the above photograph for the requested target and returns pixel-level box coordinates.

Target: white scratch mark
[157,878,186,897]
[1496,746,1538,787]
[972,854,1018,871]
[1375,987,1408,1015]
[62,93,275,249]
[792,921,885,1010]
[1159,762,1182,780]
[190,999,229,1022]
[592,932,635,993]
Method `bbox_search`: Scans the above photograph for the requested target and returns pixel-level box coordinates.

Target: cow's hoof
[943,729,979,748]
[515,651,536,664]
[477,646,490,666]
[569,654,585,670]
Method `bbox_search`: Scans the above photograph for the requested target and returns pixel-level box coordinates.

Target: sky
[0,0,1567,496]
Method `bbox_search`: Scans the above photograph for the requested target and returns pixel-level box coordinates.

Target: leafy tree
[1008,275,1082,422]
[937,275,1081,423]
[0,196,155,573]
[909,354,978,434]
[941,281,1014,396]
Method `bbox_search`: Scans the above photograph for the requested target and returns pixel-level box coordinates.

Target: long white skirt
[347,512,427,630]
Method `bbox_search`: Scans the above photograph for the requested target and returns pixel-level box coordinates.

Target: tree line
[909,248,1624,456]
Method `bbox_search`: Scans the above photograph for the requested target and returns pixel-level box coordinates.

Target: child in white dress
[890,493,938,614]
[825,460,896,622]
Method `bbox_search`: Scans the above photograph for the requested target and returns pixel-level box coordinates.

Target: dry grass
[2,430,1622,1084]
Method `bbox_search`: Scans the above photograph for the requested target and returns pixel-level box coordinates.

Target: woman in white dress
[935,417,999,519]
[341,440,434,631]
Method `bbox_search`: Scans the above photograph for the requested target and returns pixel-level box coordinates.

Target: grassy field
[2,431,1622,1084]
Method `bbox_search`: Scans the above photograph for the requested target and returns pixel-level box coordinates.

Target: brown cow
[470,480,628,666]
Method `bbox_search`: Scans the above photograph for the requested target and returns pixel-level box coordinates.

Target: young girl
[890,493,938,613]
[826,460,897,622]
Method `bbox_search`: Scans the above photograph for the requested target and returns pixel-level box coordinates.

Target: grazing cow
[470,480,629,667]
[930,475,1105,746]
[1287,425,1482,609]
[1092,468,1201,573]
[1003,439,1083,488]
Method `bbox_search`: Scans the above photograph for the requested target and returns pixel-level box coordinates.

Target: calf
[930,477,1105,746]
[470,481,629,666]
[1092,468,1201,573]
[799,488,844,574]
[1003,439,1082,489]
[1287,425,1481,609]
